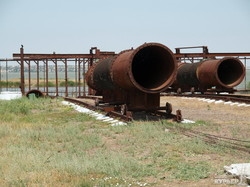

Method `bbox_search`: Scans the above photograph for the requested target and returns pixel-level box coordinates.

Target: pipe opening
[218,59,244,87]
[132,46,175,90]
[26,89,44,98]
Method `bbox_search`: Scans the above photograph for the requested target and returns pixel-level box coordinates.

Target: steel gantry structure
[175,46,250,90]
[0,46,116,96]
[0,45,250,97]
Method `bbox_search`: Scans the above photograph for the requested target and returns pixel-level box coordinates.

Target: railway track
[162,93,250,104]
[64,97,181,122]
[161,93,250,153]
[64,95,250,154]
[64,97,133,121]
[168,125,250,154]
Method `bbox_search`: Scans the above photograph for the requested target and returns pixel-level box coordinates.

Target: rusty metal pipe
[26,89,45,98]
[174,57,245,90]
[86,43,177,94]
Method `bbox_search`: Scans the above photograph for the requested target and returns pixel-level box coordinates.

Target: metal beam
[175,53,250,58]
[45,59,49,95]
[54,59,58,96]
[12,52,116,59]
[175,46,207,50]
[20,46,25,95]
[65,58,68,97]
[78,59,81,97]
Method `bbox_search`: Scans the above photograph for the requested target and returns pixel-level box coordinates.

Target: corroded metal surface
[174,62,200,87]
[86,43,177,93]
[172,57,245,92]
[25,89,45,98]
[2,45,248,97]
[64,97,181,122]
[85,43,177,110]
[198,57,245,88]
[163,93,250,104]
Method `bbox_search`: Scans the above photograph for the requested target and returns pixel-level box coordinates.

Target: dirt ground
[78,96,250,140]
[71,96,250,186]
[159,96,250,186]
[161,96,250,140]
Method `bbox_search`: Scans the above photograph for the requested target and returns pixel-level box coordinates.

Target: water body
[0,72,81,80]
[0,87,89,97]
[236,69,250,89]
[1,70,250,91]
[0,72,87,97]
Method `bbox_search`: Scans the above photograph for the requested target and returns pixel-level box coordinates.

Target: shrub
[35,81,55,87]
[0,81,20,88]
[59,80,76,87]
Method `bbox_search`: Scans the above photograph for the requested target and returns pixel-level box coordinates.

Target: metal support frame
[78,58,81,97]
[83,59,87,96]
[20,46,25,95]
[54,59,59,96]
[45,59,49,95]
[174,46,250,90]
[74,58,77,96]
[25,60,31,91]
[0,45,248,97]
[245,57,247,90]
[64,58,68,97]
[6,59,8,91]
[7,48,114,97]
[35,60,39,90]
[0,62,2,92]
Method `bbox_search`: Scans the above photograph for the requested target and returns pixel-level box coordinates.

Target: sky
[1,0,250,58]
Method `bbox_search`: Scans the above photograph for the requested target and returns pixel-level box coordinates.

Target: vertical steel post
[75,58,77,96]
[0,62,1,92]
[87,57,93,95]
[20,46,25,95]
[28,60,31,91]
[83,59,86,96]
[55,59,58,96]
[82,59,85,96]
[65,58,68,97]
[6,59,8,91]
[244,57,247,90]
[46,59,49,95]
[36,61,39,90]
[78,59,81,96]
[43,61,45,92]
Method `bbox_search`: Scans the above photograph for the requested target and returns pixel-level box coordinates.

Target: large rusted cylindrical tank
[86,43,177,94]
[173,57,245,90]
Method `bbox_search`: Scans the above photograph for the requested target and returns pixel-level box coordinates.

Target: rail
[162,93,250,104]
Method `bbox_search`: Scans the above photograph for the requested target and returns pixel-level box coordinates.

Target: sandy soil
[73,96,249,186]
[76,95,250,139]
[161,96,250,139]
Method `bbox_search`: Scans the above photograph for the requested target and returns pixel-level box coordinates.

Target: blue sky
[1,0,250,58]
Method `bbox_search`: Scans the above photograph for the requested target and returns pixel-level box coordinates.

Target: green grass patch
[173,161,210,180]
[0,98,154,186]
[59,80,78,87]
[0,81,20,88]
[35,81,55,87]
